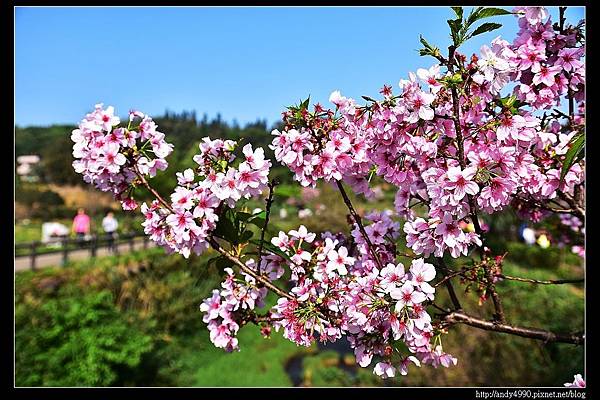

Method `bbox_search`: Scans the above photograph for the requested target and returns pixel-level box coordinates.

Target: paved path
[15,238,156,272]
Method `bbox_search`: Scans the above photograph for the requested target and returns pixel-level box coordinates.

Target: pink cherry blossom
[391,282,427,310]
[564,374,585,388]
[373,362,396,378]
[446,166,479,201]
[326,247,354,276]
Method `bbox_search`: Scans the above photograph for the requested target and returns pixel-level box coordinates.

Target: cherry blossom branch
[208,237,294,301]
[444,280,462,311]
[70,7,587,376]
[516,195,583,219]
[443,310,584,345]
[134,167,292,301]
[498,274,584,285]
[434,264,479,288]
[557,8,580,131]
[446,58,506,323]
[435,258,463,310]
[567,83,575,124]
[558,192,585,220]
[435,261,584,287]
[430,302,451,314]
[257,179,277,274]
[559,7,567,34]
[249,313,283,324]
[335,180,384,269]
[552,108,572,121]
[134,167,174,213]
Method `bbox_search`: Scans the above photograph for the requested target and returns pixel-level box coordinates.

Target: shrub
[15,290,153,386]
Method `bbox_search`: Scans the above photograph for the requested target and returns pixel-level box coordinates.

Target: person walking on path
[102,211,119,253]
[72,208,91,247]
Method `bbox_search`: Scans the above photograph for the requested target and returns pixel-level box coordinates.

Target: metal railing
[14,232,150,271]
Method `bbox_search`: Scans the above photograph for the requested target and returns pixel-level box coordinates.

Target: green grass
[15,222,42,243]
[189,325,313,387]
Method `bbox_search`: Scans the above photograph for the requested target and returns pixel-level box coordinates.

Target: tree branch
[335,180,384,269]
[134,168,174,213]
[434,264,478,288]
[558,192,585,220]
[446,60,506,323]
[257,180,277,274]
[435,262,584,287]
[208,237,294,300]
[559,7,567,34]
[435,258,463,310]
[498,274,584,285]
[443,310,584,345]
[133,168,293,301]
[445,280,462,311]
[515,195,584,219]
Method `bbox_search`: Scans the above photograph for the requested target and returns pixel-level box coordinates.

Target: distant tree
[38,134,82,186]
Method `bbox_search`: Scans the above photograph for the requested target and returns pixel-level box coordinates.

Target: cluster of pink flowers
[343,258,456,378]
[270,120,371,190]
[200,265,269,351]
[71,104,173,209]
[571,245,585,258]
[140,138,271,258]
[269,7,585,261]
[404,214,482,258]
[262,7,583,379]
[560,214,584,233]
[268,226,353,346]
[72,109,272,259]
[267,223,453,378]
[511,7,585,109]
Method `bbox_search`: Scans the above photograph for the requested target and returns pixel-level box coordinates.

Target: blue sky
[15,6,584,128]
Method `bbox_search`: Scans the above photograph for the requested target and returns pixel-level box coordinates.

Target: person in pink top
[72,208,91,246]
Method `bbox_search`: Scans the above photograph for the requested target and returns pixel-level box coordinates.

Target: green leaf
[460,7,511,46]
[441,73,463,87]
[500,95,518,108]
[362,96,377,102]
[450,73,463,84]
[465,7,485,27]
[451,6,464,21]
[419,34,432,49]
[560,133,585,182]
[247,217,266,229]
[472,7,511,21]
[235,212,253,222]
[447,18,463,45]
[251,210,267,220]
[300,96,310,110]
[213,211,239,243]
[513,99,527,109]
[418,35,441,58]
[468,22,503,39]
[239,230,254,243]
